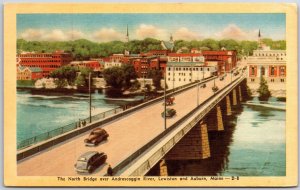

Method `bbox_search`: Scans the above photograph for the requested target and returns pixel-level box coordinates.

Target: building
[168,53,205,63]
[69,60,103,72]
[202,50,237,75]
[246,30,286,94]
[161,34,175,52]
[131,55,167,78]
[166,62,217,89]
[17,66,43,80]
[17,50,72,77]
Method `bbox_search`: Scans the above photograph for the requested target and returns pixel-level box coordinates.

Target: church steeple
[170,33,174,43]
[125,24,129,42]
[258,29,262,50]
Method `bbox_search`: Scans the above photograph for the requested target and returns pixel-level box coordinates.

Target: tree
[49,66,77,87]
[103,67,124,89]
[121,64,137,88]
[103,64,137,90]
[147,69,162,90]
[257,76,271,101]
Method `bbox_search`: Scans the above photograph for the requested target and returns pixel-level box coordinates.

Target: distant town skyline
[17,13,286,42]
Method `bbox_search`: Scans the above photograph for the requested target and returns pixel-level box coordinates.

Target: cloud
[20,29,45,41]
[214,24,258,40]
[92,28,124,42]
[174,27,201,41]
[136,24,167,40]
[19,28,85,41]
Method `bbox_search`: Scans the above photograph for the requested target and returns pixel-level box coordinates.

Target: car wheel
[88,166,93,174]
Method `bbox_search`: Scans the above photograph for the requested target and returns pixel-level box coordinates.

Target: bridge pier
[159,159,169,176]
[207,105,224,131]
[238,85,243,102]
[165,121,210,160]
[225,95,232,116]
[232,89,238,106]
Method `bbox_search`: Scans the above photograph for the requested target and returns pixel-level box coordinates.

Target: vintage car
[166,96,175,106]
[74,151,107,174]
[84,128,109,146]
[161,108,176,118]
[200,83,207,88]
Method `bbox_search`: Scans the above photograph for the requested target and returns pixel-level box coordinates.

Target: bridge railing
[17,106,125,150]
[114,74,246,176]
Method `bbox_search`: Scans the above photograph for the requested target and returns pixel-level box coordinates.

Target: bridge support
[165,121,210,160]
[238,85,243,102]
[232,89,237,106]
[225,95,232,116]
[159,159,168,176]
[207,105,224,131]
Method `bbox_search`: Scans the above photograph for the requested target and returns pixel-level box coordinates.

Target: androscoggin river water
[17,89,285,176]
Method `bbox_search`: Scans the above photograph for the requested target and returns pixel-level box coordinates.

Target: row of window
[255,53,286,57]
[250,66,286,76]
[167,67,210,71]
[21,60,65,63]
[23,65,60,68]
[168,78,192,82]
[250,78,285,82]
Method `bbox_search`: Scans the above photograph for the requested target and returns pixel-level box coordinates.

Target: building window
[261,67,265,76]
[281,79,285,82]
[179,78,181,81]
[271,67,275,76]
[280,66,285,76]
[251,78,255,82]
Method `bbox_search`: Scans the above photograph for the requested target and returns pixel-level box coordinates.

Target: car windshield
[76,161,87,169]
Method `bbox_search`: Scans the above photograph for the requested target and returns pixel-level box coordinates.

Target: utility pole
[89,72,92,123]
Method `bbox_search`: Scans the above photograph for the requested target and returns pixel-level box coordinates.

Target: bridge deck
[18,70,243,176]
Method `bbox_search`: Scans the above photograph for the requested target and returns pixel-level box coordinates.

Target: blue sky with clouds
[17,13,286,42]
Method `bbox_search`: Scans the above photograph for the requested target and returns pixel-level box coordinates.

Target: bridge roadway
[18,69,242,176]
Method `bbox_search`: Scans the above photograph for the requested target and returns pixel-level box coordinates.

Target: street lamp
[89,72,92,123]
[164,72,167,130]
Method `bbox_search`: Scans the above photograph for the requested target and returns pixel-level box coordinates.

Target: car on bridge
[200,83,206,88]
[163,96,175,106]
[74,151,107,174]
[84,128,109,146]
[161,108,176,118]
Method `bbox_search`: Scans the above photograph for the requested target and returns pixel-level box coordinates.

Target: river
[17,89,143,144]
[147,97,286,176]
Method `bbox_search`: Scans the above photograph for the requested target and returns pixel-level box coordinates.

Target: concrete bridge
[17,68,247,176]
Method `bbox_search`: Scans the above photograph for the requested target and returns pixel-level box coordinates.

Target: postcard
[3,3,298,187]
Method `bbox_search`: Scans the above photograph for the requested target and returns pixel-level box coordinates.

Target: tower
[125,24,129,42]
[258,29,262,49]
[170,33,174,43]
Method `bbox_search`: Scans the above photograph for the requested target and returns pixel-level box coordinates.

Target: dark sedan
[161,108,176,118]
[74,151,107,174]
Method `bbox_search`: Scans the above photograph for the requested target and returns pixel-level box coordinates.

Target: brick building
[202,50,237,74]
[17,66,43,80]
[69,60,103,72]
[17,50,72,77]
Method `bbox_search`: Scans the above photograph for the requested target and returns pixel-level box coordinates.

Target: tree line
[17,38,286,60]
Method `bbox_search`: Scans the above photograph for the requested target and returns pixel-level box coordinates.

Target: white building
[246,30,286,96]
[104,62,122,69]
[166,62,217,89]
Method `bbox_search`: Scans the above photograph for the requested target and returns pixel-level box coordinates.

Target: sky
[17,13,286,42]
